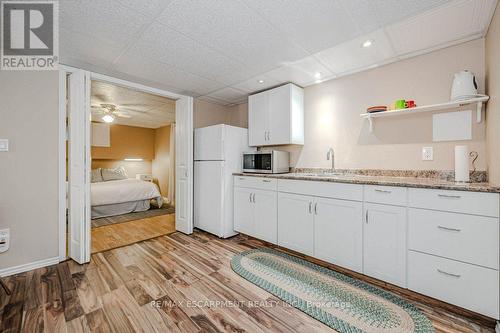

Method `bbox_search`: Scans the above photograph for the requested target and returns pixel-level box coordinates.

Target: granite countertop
[233,172,500,193]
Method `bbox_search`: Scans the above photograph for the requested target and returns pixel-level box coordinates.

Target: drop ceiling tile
[205,87,248,103]
[231,74,283,94]
[197,95,235,106]
[59,28,124,69]
[116,0,175,18]
[156,0,308,73]
[372,0,452,27]
[314,29,396,75]
[385,0,490,56]
[242,0,359,54]
[113,52,225,96]
[265,56,334,86]
[60,0,150,47]
[127,22,253,85]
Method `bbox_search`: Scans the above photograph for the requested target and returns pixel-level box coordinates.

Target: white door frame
[58,65,194,261]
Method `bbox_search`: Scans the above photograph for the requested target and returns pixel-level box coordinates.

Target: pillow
[91,168,103,183]
[101,166,128,181]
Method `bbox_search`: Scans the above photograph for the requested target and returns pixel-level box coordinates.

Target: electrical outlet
[422,147,434,161]
[0,228,9,253]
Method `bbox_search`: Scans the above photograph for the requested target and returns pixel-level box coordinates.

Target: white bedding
[91,178,162,207]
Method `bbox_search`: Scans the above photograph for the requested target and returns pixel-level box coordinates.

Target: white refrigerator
[194,124,254,238]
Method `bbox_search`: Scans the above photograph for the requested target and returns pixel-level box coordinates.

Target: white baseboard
[0,256,60,277]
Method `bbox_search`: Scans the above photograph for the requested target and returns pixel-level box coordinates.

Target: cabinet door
[267,84,290,145]
[248,91,268,146]
[234,187,254,236]
[314,198,363,273]
[364,203,406,287]
[253,189,278,244]
[278,192,314,256]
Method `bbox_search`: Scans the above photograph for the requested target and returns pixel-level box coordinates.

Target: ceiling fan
[91,103,132,123]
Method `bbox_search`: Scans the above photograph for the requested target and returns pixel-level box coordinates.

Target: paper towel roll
[455,145,469,182]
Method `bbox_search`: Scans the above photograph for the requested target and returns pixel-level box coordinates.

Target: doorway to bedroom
[88,80,176,253]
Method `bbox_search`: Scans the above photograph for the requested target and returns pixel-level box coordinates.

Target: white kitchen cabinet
[234,186,254,236]
[234,178,278,244]
[278,192,314,256]
[248,83,304,146]
[248,91,268,146]
[314,198,363,273]
[253,189,278,244]
[363,203,406,287]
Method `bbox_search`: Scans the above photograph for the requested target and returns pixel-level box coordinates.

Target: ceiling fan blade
[115,111,132,118]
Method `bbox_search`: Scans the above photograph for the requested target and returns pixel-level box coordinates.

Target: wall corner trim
[0,256,60,277]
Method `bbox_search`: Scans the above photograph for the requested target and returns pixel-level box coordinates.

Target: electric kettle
[450,70,478,101]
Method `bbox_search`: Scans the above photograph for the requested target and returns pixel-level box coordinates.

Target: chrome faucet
[327,147,335,171]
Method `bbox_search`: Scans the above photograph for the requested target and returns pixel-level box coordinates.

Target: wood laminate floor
[0,230,496,333]
[91,213,176,253]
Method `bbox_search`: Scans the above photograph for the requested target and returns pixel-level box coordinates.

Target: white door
[364,203,407,287]
[175,96,194,234]
[278,192,314,256]
[68,70,91,264]
[248,91,268,146]
[253,189,278,244]
[314,198,363,273]
[194,125,224,161]
[234,187,254,235]
[267,84,290,145]
[194,161,223,237]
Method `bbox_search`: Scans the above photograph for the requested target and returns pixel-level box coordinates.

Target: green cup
[395,99,406,109]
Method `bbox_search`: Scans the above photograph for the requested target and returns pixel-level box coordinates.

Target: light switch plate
[422,147,433,161]
[0,139,8,152]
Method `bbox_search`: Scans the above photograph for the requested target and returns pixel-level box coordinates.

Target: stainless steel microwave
[242,151,290,174]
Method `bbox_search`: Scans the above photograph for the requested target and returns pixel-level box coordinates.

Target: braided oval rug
[231,248,434,333]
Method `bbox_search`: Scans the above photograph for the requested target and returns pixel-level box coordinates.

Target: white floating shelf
[360,96,489,132]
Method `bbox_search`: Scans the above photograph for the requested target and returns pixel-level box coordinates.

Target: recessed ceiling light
[362,40,373,48]
[314,72,322,79]
[102,114,114,123]
[258,79,264,84]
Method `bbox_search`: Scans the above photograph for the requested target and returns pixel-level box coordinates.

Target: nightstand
[136,174,153,182]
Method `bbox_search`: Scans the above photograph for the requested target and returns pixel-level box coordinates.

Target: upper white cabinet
[248,83,304,146]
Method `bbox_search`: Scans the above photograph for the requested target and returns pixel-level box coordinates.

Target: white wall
[234,39,487,170]
[486,4,500,185]
[0,71,60,271]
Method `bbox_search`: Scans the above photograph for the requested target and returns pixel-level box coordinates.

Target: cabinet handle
[239,177,245,180]
[374,189,392,194]
[437,225,461,232]
[365,209,369,223]
[314,203,318,215]
[264,131,267,141]
[249,193,252,203]
[308,202,312,214]
[438,194,461,199]
[252,193,256,203]
[262,180,271,183]
[268,131,271,141]
[437,269,461,278]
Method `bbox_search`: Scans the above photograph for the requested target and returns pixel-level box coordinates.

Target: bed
[91,178,163,219]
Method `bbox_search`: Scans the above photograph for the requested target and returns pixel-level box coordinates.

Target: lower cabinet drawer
[234,176,277,190]
[408,208,499,269]
[408,251,499,319]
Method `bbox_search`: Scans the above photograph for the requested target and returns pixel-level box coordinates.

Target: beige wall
[91,160,152,178]
[0,71,59,270]
[91,124,155,160]
[194,98,247,129]
[486,5,500,185]
[152,125,171,196]
[234,39,487,170]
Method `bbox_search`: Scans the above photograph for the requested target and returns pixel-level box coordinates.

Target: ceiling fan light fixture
[102,114,114,123]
